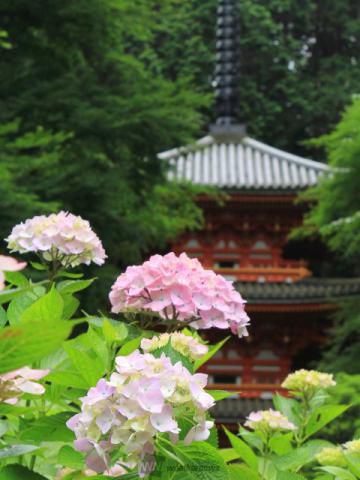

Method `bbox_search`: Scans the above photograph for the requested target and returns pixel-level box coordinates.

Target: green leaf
[46,369,89,389]
[0,306,7,327]
[57,278,95,295]
[30,261,47,271]
[0,287,28,305]
[227,464,259,480]
[0,465,47,480]
[5,271,29,287]
[194,337,229,370]
[58,445,85,469]
[208,390,235,401]
[318,466,357,480]
[305,405,349,439]
[268,432,293,455]
[19,412,74,443]
[7,289,44,326]
[158,441,229,480]
[20,286,64,323]
[345,452,360,477]
[273,440,333,471]
[0,444,40,459]
[64,344,105,387]
[220,448,240,463]
[102,318,128,344]
[276,473,306,480]
[0,319,72,374]
[273,393,300,426]
[62,294,80,320]
[152,340,193,373]
[224,427,258,471]
[118,336,143,356]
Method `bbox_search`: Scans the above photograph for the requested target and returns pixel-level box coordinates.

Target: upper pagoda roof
[159,135,330,192]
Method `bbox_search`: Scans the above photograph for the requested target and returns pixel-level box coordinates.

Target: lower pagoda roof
[235,278,360,304]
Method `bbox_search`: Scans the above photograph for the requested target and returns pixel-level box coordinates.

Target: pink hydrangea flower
[67,350,214,476]
[109,252,249,337]
[6,212,106,267]
[141,332,208,362]
[245,409,296,433]
[0,367,49,404]
[0,255,27,291]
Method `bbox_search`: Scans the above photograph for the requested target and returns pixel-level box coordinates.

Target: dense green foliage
[0,0,206,275]
[151,0,360,155]
[0,259,358,479]
[298,99,360,374]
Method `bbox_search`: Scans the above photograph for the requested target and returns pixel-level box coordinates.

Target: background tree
[299,98,360,374]
[0,0,208,306]
[150,0,360,155]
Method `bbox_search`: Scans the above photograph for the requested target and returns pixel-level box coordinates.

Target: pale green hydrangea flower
[316,447,347,467]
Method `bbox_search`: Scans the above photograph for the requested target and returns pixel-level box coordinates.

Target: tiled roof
[211,397,273,423]
[235,278,360,304]
[159,135,329,191]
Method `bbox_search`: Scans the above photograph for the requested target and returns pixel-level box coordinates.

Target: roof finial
[211,0,246,141]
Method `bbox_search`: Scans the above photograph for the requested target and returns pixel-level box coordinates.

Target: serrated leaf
[318,466,357,480]
[20,286,64,323]
[5,271,29,287]
[62,294,80,320]
[7,290,42,326]
[0,465,47,479]
[273,393,300,426]
[157,441,229,480]
[58,445,85,469]
[0,444,40,459]
[30,261,47,271]
[0,306,7,327]
[305,405,349,439]
[19,412,74,443]
[57,278,95,295]
[220,448,240,463]
[224,427,258,470]
[227,464,259,480]
[208,390,235,401]
[273,440,333,471]
[102,318,128,344]
[0,319,72,374]
[118,336,143,356]
[64,344,105,387]
[194,337,229,370]
[152,340,193,373]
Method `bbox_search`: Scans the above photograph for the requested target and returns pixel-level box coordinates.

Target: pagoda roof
[235,278,360,304]
[159,135,330,192]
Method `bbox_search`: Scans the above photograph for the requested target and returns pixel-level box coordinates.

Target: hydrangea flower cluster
[244,409,296,433]
[141,332,208,362]
[344,439,360,455]
[109,252,249,337]
[282,369,336,396]
[67,350,214,476]
[0,367,49,404]
[6,212,106,268]
[316,447,347,467]
[0,255,27,291]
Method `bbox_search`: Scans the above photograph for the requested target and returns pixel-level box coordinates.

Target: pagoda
[158,0,360,427]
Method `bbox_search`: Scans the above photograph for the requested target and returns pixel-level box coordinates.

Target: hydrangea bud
[282,369,336,396]
[344,439,360,455]
[244,409,296,434]
[316,447,347,467]
[0,367,49,404]
[141,332,208,362]
[0,255,27,291]
[6,212,106,268]
[67,350,215,476]
[109,252,249,337]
